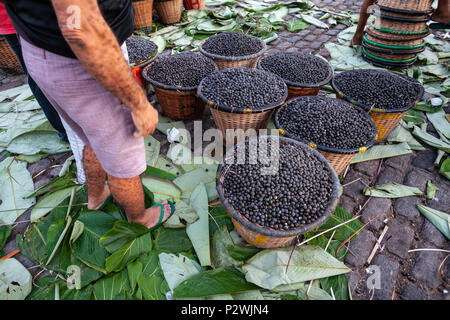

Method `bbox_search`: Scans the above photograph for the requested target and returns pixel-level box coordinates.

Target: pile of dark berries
[221,138,335,231]
[199,68,286,110]
[334,69,423,111]
[201,32,264,57]
[145,52,216,88]
[277,96,376,150]
[126,37,158,65]
[259,53,331,86]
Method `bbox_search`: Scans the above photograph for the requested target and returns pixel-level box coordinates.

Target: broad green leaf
[45,217,71,265]
[301,14,329,29]
[286,19,309,31]
[141,176,181,203]
[7,131,70,155]
[272,281,333,300]
[69,220,84,244]
[320,274,349,300]
[152,227,193,254]
[0,225,12,255]
[127,261,143,294]
[350,142,412,163]
[153,155,184,177]
[426,180,439,200]
[186,183,211,266]
[440,158,450,180]
[0,157,35,225]
[313,206,362,242]
[363,182,423,198]
[403,109,426,125]
[209,204,233,236]
[173,167,218,202]
[173,267,259,298]
[30,186,81,222]
[427,109,450,140]
[417,205,450,240]
[242,246,351,290]
[163,200,199,229]
[71,210,118,272]
[411,126,450,153]
[137,274,166,300]
[25,172,77,199]
[158,253,202,291]
[105,232,153,273]
[0,258,32,300]
[93,269,130,300]
[387,124,425,151]
[211,225,242,268]
[232,290,264,300]
[99,220,149,253]
[144,135,160,167]
[144,165,177,181]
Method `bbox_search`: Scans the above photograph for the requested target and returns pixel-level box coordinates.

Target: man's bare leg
[108,175,172,229]
[431,0,450,23]
[83,146,111,210]
[351,0,376,45]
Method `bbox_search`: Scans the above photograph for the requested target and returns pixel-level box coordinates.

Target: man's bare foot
[135,200,172,229]
[351,34,363,46]
[88,184,111,210]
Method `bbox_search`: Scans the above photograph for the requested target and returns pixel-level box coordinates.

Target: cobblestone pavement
[1,0,449,300]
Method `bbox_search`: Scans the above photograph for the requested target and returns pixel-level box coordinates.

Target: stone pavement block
[411,244,445,289]
[404,169,434,193]
[352,159,380,178]
[400,282,429,300]
[309,41,323,50]
[294,41,309,49]
[342,170,370,203]
[34,175,52,191]
[345,229,377,268]
[385,220,415,259]
[274,41,292,50]
[27,158,52,176]
[371,254,400,300]
[394,196,424,227]
[412,150,437,172]
[384,153,413,172]
[346,271,360,297]
[287,35,302,43]
[376,166,403,185]
[420,220,447,248]
[286,47,297,53]
[304,34,316,41]
[361,197,391,231]
[297,29,310,37]
[338,195,357,215]
[325,28,341,36]
[425,177,450,213]
[317,35,331,43]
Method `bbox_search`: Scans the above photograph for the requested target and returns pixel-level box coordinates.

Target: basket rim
[362,39,425,54]
[366,26,430,40]
[331,69,424,113]
[142,52,219,91]
[198,32,267,62]
[371,24,430,35]
[197,67,288,114]
[362,51,418,69]
[362,47,418,63]
[216,135,341,238]
[273,96,378,154]
[376,12,431,23]
[256,52,334,88]
[375,2,434,15]
[363,34,426,50]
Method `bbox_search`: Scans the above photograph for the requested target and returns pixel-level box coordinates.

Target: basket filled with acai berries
[198,32,267,70]
[126,37,159,68]
[332,69,424,143]
[197,68,288,144]
[216,135,341,248]
[274,96,378,175]
[258,52,334,100]
[143,52,218,120]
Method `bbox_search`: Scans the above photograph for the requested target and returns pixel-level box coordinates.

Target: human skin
[350,0,375,46]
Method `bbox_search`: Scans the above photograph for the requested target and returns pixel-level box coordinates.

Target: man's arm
[52,0,158,137]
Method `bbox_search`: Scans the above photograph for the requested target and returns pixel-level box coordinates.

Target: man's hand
[131,102,159,137]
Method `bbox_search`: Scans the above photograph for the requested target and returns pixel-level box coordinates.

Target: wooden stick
[367,225,389,264]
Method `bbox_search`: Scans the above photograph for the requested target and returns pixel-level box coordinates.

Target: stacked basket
[0,37,23,75]
[362,0,433,68]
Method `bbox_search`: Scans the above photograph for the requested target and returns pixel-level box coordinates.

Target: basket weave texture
[132,0,154,34]
[377,0,433,14]
[156,0,183,24]
[216,136,341,248]
[0,39,23,74]
[365,33,425,49]
[370,110,407,143]
[199,35,267,70]
[366,26,430,40]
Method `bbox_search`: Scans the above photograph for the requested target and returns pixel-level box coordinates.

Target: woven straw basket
[377,0,433,14]
[155,0,183,24]
[183,0,205,10]
[216,136,341,248]
[199,34,267,70]
[274,97,377,175]
[143,53,218,120]
[365,32,425,50]
[0,38,23,75]
[366,26,430,41]
[257,54,333,100]
[332,71,424,143]
[374,16,428,33]
[132,0,154,34]
[198,68,288,145]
